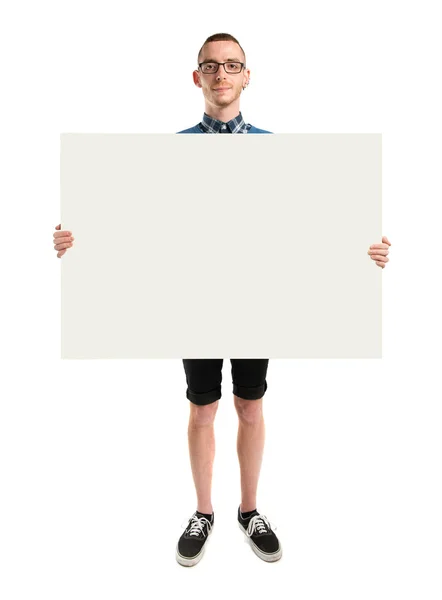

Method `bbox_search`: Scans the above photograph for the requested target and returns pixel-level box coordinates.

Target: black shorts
[182,359,269,405]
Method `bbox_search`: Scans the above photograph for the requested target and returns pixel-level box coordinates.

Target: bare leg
[187,400,219,514]
[234,396,265,513]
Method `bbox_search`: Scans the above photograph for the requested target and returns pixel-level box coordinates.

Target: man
[53,33,392,567]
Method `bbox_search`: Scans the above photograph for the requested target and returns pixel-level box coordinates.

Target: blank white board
[60,134,382,358]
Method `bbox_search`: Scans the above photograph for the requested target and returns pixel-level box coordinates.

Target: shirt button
[221,124,226,130]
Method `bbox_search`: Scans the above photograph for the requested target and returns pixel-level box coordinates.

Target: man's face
[193,40,250,109]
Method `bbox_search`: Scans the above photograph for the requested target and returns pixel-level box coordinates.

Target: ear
[193,70,202,88]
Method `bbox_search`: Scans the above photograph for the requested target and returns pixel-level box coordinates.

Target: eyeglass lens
[201,62,242,74]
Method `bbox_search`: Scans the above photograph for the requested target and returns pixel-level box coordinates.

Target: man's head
[193,33,250,113]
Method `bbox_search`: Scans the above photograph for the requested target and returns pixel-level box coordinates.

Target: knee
[234,396,263,425]
[189,400,219,427]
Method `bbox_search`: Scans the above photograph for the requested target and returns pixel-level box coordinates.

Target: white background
[0,1,441,599]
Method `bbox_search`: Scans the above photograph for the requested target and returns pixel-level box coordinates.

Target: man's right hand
[54,224,74,258]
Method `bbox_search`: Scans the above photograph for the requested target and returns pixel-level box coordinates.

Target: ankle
[240,504,257,513]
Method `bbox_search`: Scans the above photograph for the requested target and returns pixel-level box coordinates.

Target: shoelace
[246,514,277,537]
[184,514,213,538]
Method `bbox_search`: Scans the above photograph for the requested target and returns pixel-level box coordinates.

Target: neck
[204,99,241,123]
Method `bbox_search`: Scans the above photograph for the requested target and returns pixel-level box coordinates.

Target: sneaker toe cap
[178,537,204,558]
[256,534,280,554]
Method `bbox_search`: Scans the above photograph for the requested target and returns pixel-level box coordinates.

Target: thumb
[55,224,61,230]
[382,235,391,246]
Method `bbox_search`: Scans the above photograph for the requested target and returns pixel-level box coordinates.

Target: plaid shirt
[198,111,252,134]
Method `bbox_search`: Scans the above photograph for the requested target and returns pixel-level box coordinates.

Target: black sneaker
[176,511,214,567]
[238,506,282,562]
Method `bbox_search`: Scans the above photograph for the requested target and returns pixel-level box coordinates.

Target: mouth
[213,87,231,91]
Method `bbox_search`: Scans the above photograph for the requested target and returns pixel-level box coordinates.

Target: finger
[368,248,389,256]
[54,236,73,245]
[371,255,389,262]
[54,241,73,250]
[54,240,73,249]
[375,260,385,268]
[54,231,72,239]
[57,249,66,258]
[370,244,390,250]
[382,236,391,246]
[54,237,74,246]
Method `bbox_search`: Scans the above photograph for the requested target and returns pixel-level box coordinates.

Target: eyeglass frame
[198,61,246,74]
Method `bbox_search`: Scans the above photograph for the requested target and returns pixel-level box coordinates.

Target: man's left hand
[367,236,391,268]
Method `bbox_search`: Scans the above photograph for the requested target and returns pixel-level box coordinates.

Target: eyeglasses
[198,61,245,74]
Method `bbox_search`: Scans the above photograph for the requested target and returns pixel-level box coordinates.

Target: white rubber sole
[176,524,214,567]
[238,522,282,562]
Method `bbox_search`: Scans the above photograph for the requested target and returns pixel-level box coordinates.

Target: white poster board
[60,134,381,358]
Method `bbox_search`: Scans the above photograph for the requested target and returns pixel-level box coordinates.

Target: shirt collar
[199,111,250,134]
